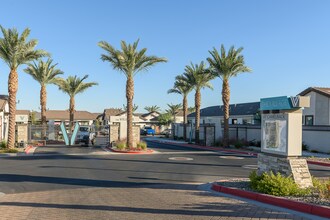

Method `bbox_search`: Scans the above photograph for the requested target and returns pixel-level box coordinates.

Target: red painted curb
[108,147,154,154]
[148,140,330,167]
[211,182,330,218]
[307,160,330,167]
[24,145,33,154]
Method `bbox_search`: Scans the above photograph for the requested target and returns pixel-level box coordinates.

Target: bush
[234,140,244,149]
[312,177,330,199]
[249,171,311,196]
[137,141,147,150]
[0,141,6,149]
[302,142,309,151]
[0,148,19,153]
[115,140,127,150]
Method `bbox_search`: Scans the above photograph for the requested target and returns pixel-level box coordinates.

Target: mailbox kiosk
[258,96,313,188]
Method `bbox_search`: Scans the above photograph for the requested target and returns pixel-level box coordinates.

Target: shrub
[312,177,330,199]
[0,141,6,149]
[302,142,309,151]
[0,148,19,153]
[234,139,244,149]
[137,141,147,150]
[249,171,311,196]
[115,140,127,150]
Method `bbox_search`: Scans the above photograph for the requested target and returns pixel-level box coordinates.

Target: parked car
[141,126,155,136]
[76,126,95,146]
[161,129,172,135]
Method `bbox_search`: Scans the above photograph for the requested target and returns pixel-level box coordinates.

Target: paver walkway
[0,184,311,220]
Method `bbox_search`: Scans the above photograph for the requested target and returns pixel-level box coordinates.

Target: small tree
[166,103,182,123]
[55,75,98,132]
[144,105,161,112]
[158,113,173,126]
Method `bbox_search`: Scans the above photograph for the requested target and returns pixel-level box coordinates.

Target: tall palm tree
[99,39,167,148]
[55,75,98,131]
[166,103,182,123]
[0,26,48,148]
[24,59,63,134]
[144,105,160,113]
[207,45,251,147]
[123,104,138,113]
[168,76,192,140]
[182,62,214,144]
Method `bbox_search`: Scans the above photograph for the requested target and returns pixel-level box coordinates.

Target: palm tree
[166,103,182,123]
[0,26,48,148]
[168,76,192,140]
[144,105,160,113]
[123,104,138,113]
[24,59,63,137]
[207,45,251,147]
[55,75,98,132]
[188,106,195,113]
[99,39,167,148]
[182,62,214,144]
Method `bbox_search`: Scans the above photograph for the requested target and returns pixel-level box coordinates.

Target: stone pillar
[258,154,313,188]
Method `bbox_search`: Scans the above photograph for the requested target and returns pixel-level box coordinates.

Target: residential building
[33,110,100,125]
[187,102,260,125]
[299,87,330,126]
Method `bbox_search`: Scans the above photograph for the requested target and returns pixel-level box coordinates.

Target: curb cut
[211,182,330,219]
[147,139,330,167]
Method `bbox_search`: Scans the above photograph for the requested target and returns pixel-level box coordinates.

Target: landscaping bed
[215,178,330,207]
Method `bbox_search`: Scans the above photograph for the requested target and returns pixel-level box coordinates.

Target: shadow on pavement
[0,201,293,219]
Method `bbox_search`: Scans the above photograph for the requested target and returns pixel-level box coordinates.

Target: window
[232,119,237,124]
[305,115,314,126]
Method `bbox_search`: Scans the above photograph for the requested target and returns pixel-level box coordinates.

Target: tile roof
[44,110,99,120]
[16,110,30,115]
[298,87,330,98]
[103,108,124,118]
[188,102,260,117]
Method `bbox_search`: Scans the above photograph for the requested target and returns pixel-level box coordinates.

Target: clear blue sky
[0,0,329,113]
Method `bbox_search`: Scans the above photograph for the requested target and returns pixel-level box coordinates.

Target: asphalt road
[0,141,328,219]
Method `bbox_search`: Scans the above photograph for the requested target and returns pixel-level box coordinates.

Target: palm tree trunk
[183,95,187,141]
[40,85,47,140]
[195,89,201,144]
[126,76,134,149]
[69,96,75,134]
[7,69,18,149]
[222,79,230,147]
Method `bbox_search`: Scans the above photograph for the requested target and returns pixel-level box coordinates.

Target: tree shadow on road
[0,201,297,219]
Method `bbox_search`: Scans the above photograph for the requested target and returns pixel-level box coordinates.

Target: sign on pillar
[259,96,313,188]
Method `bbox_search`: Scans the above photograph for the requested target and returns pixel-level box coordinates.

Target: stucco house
[299,87,330,125]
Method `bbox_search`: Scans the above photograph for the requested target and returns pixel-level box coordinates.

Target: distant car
[161,129,172,135]
[141,127,155,136]
[100,125,109,135]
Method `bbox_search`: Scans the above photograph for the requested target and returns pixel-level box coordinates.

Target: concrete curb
[211,182,330,219]
[107,147,154,154]
[147,139,330,167]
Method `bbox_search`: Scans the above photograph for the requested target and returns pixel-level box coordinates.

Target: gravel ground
[216,178,330,207]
